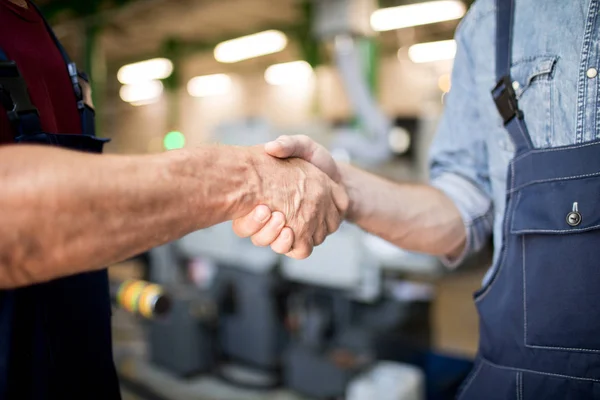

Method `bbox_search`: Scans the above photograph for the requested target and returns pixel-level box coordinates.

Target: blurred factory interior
[36,0,490,398]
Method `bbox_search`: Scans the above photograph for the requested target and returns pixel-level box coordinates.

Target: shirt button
[512,80,520,90]
[587,68,598,78]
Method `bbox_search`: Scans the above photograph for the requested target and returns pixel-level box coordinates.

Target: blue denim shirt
[429,0,595,280]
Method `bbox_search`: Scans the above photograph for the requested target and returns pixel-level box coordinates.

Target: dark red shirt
[0,0,81,143]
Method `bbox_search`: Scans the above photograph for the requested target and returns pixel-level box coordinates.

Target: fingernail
[281,230,290,240]
[254,207,270,223]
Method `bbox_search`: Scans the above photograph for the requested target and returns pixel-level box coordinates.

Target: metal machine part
[148,286,218,377]
[312,0,393,165]
[110,279,172,320]
[330,34,393,165]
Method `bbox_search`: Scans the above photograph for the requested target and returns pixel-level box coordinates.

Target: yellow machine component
[114,280,171,319]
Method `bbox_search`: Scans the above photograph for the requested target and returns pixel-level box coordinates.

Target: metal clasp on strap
[492,75,523,125]
[68,62,85,110]
[0,61,39,121]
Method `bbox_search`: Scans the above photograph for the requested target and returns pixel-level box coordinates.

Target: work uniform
[0,1,120,399]
[430,0,600,398]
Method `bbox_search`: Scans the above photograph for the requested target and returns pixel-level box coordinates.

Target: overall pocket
[509,55,557,148]
[521,370,600,400]
[511,175,600,352]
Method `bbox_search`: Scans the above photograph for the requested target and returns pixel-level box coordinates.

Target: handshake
[230,135,349,260]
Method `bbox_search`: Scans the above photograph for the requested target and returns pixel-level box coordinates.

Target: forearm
[0,144,256,288]
[340,163,465,258]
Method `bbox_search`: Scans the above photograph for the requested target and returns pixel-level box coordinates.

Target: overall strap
[0,47,43,136]
[492,0,533,153]
[29,1,84,111]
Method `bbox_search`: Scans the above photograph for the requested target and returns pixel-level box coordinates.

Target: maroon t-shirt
[0,0,81,143]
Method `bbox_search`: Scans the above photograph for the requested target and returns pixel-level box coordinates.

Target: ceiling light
[119,80,164,104]
[117,58,173,85]
[187,74,232,97]
[407,40,457,63]
[265,61,313,86]
[371,1,466,32]
[214,30,288,63]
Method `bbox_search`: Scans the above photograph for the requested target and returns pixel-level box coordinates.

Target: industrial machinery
[144,216,436,399]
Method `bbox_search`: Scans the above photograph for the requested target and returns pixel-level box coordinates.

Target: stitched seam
[510,123,600,167]
[475,190,516,303]
[522,235,528,347]
[521,231,600,352]
[516,79,552,100]
[516,372,523,400]
[480,356,600,383]
[509,191,522,233]
[508,171,600,193]
[575,0,599,143]
[512,224,600,235]
[512,55,558,66]
[510,158,515,191]
[522,231,600,352]
[549,74,554,147]
[513,140,600,162]
[525,344,600,353]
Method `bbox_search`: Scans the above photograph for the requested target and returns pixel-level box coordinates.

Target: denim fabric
[429,0,595,279]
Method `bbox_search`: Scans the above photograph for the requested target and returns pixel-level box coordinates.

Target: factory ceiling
[37,0,465,70]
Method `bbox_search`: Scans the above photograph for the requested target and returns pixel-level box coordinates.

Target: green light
[163,131,186,150]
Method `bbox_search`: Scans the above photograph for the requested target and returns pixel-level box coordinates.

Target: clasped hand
[232,136,345,259]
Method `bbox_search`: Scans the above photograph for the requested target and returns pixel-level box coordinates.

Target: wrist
[223,146,263,220]
[168,145,261,225]
[338,162,362,223]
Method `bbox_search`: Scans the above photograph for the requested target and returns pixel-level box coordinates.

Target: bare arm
[0,144,346,288]
[339,163,465,258]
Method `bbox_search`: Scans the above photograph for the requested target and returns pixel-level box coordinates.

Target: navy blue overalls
[458,1,600,398]
[0,3,120,400]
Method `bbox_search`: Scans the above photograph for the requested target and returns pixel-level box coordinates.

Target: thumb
[266,135,341,183]
[264,135,302,159]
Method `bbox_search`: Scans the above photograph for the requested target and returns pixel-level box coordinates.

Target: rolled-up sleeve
[429,17,494,268]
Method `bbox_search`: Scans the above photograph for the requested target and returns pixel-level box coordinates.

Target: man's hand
[265,135,341,183]
[235,134,468,265]
[233,145,348,259]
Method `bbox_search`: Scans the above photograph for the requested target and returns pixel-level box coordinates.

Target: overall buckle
[492,76,522,125]
[0,61,39,122]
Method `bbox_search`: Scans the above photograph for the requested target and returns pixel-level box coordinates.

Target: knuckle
[294,244,313,260]
[298,249,312,259]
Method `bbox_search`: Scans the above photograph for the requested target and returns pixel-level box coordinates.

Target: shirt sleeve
[429,16,494,269]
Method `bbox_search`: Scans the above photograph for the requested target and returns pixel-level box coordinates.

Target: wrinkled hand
[233,145,347,259]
